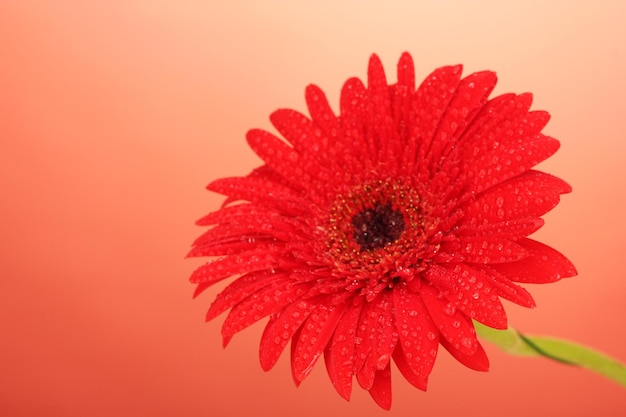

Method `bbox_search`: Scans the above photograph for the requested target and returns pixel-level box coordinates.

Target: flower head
[189,52,577,409]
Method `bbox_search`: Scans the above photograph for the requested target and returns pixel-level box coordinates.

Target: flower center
[351,202,405,251]
[322,178,440,295]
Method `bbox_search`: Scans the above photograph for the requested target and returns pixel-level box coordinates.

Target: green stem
[474,321,626,387]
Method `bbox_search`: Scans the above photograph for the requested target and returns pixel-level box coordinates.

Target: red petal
[436,264,508,330]
[460,93,532,149]
[192,207,296,248]
[356,360,376,392]
[420,284,479,356]
[475,265,536,308]
[459,93,559,193]
[189,239,279,258]
[206,271,288,321]
[324,298,363,401]
[259,298,315,371]
[246,128,317,188]
[441,337,489,371]
[290,327,303,387]
[270,109,322,154]
[430,70,497,171]
[456,217,544,239]
[469,116,560,192]
[246,164,286,185]
[291,300,347,382]
[189,250,281,285]
[340,77,371,174]
[221,280,308,346]
[396,52,415,91]
[371,294,397,371]
[190,219,290,257]
[366,54,396,173]
[305,84,341,141]
[423,265,455,290]
[401,65,463,178]
[461,170,572,229]
[192,282,212,299]
[392,343,433,391]
[392,283,439,385]
[391,54,415,164]
[368,363,392,410]
[268,110,335,187]
[491,238,577,283]
[440,236,528,264]
[207,176,308,216]
[196,203,277,226]
[354,292,395,390]
[190,223,285,248]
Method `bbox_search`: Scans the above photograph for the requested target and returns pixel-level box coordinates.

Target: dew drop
[461,337,473,349]
[443,305,456,316]
[377,354,390,369]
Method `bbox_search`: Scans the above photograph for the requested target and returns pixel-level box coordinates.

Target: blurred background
[1,1,625,416]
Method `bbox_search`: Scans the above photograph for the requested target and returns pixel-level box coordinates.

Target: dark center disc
[351,202,405,251]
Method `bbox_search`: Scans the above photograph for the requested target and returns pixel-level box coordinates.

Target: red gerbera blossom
[189,52,577,409]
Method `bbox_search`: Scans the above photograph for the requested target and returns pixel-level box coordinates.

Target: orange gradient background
[2,1,625,416]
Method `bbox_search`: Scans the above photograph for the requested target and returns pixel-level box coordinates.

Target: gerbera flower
[189,52,577,409]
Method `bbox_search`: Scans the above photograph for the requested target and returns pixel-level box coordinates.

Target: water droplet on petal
[461,337,473,349]
[377,354,390,369]
[443,305,456,316]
